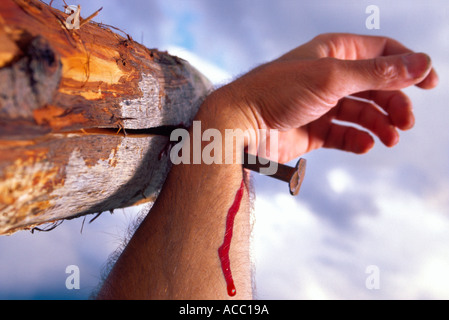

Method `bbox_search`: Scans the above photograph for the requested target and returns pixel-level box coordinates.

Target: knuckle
[372,58,399,80]
[312,33,342,57]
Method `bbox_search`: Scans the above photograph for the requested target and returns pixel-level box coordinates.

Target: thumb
[339,53,432,94]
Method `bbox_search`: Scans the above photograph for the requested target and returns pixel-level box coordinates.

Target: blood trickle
[218,179,245,297]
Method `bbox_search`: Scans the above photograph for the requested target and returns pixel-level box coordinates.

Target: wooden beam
[0,0,213,234]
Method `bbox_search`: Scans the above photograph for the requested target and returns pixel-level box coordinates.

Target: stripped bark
[0,0,213,234]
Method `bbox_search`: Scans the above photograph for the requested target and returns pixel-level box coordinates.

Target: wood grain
[0,0,213,234]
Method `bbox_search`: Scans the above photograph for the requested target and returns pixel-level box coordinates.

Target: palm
[275,105,351,163]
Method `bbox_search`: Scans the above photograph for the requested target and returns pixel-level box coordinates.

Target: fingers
[352,90,415,130]
[332,89,416,148]
[282,33,439,92]
[338,53,434,94]
[333,97,399,147]
[322,124,375,154]
[312,89,415,153]
[305,115,375,154]
[416,68,439,89]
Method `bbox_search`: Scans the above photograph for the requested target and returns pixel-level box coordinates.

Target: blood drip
[218,179,245,297]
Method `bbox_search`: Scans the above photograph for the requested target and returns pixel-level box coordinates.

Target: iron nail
[243,152,307,196]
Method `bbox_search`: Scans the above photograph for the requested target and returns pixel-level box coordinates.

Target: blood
[218,179,245,297]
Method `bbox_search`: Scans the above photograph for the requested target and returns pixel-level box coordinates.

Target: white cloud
[327,168,353,194]
[166,46,232,85]
[253,165,449,300]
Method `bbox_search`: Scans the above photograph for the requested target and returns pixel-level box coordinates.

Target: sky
[0,0,448,300]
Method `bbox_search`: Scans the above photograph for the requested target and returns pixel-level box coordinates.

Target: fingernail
[402,53,431,79]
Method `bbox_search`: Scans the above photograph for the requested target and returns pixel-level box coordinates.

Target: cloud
[0,205,147,299]
[252,164,449,299]
[166,46,232,85]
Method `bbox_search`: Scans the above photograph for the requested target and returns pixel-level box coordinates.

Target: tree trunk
[0,0,213,235]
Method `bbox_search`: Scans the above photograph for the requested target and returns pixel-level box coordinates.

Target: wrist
[195,86,267,157]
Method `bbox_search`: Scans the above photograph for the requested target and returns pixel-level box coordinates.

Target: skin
[96,33,438,300]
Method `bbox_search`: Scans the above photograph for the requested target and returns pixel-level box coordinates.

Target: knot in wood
[0,35,62,118]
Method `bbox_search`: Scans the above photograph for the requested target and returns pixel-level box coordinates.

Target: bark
[0,0,213,234]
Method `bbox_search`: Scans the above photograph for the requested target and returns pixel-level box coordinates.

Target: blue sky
[0,0,448,299]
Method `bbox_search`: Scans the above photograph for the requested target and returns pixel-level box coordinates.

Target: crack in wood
[57,124,186,138]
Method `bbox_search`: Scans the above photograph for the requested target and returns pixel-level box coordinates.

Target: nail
[243,152,307,196]
[402,53,431,79]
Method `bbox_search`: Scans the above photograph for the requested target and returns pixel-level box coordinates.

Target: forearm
[97,91,254,300]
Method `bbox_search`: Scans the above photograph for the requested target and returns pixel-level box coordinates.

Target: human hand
[216,33,438,163]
